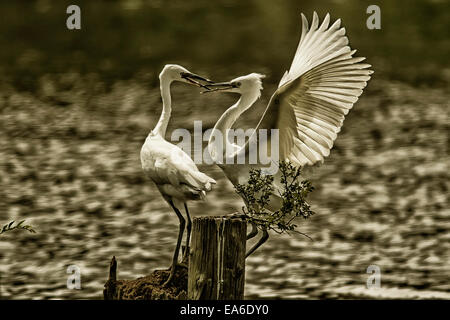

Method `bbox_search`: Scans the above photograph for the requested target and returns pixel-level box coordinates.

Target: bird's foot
[163,263,187,287]
[163,269,175,287]
[165,262,187,272]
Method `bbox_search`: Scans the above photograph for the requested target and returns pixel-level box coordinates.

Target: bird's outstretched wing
[256,12,373,167]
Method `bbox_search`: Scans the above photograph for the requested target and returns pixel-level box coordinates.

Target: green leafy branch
[0,220,36,236]
[235,161,315,237]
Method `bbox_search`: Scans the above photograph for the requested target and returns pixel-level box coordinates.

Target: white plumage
[141,134,214,201]
[267,12,373,167]
[207,12,373,256]
[141,64,216,285]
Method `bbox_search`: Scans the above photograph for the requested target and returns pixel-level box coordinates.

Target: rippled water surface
[0,0,449,299]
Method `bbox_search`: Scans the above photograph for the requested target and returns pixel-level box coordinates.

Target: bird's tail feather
[184,170,216,193]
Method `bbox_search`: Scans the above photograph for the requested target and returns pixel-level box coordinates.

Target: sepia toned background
[0,0,449,299]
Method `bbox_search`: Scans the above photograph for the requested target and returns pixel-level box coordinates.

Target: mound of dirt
[103,257,188,300]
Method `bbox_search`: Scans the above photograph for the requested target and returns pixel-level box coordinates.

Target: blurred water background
[0,0,449,299]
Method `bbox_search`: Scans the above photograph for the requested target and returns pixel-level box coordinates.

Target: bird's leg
[245,227,269,258]
[246,221,258,240]
[182,203,192,265]
[164,199,186,287]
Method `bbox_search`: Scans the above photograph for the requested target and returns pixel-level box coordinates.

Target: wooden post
[103,256,117,300]
[188,215,246,300]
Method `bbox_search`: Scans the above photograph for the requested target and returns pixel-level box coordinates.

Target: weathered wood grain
[188,216,246,300]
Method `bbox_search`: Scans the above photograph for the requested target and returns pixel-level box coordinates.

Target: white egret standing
[140,64,216,285]
[206,12,373,256]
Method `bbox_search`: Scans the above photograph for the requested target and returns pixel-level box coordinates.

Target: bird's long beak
[201,81,236,94]
[180,72,213,89]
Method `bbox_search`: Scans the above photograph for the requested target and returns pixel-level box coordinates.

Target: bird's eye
[236,82,241,87]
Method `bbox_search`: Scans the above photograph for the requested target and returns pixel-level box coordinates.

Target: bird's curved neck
[153,76,172,137]
[209,91,259,161]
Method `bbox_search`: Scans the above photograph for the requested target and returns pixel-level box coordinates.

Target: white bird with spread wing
[140,64,216,285]
[205,12,373,256]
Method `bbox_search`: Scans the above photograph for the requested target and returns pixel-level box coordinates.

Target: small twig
[291,230,314,241]
[0,220,36,236]
[235,161,315,240]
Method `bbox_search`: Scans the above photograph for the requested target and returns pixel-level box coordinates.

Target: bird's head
[159,64,212,89]
[203,73,265,97]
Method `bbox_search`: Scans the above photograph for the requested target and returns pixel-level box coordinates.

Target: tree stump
[188,215,246,300]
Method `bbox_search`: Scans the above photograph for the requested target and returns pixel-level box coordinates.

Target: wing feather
[254,12,372,167]
[151,144,216,193]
